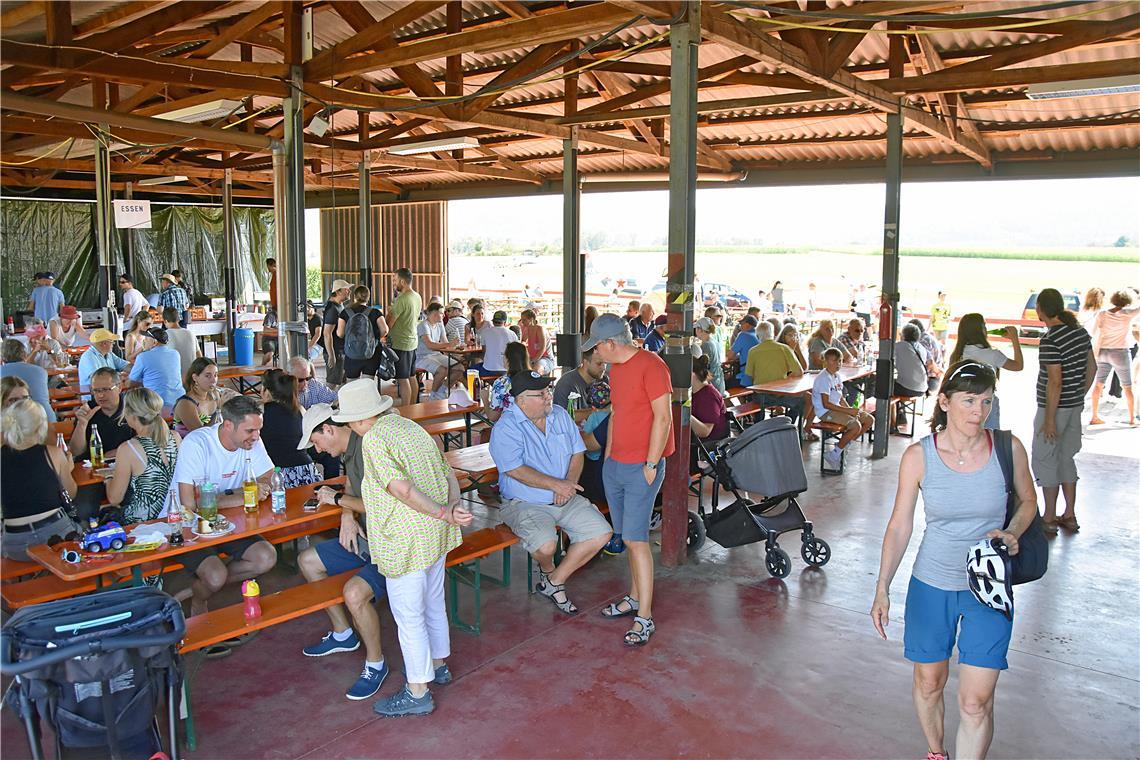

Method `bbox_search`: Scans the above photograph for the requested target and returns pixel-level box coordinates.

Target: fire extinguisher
[878,296,893,342]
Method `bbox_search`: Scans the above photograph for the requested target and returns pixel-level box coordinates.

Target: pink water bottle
[242,580,262,620]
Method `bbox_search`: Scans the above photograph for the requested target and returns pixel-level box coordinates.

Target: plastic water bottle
[56,433,67,454]
[242,580,262,620]
[270,467,286,514]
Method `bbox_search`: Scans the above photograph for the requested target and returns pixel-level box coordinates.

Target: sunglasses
[945,361,996,384]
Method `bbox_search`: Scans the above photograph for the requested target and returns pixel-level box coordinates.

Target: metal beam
[661,0,699,569]
[279,66,308,367]
[93,128,116,331]
[562,131,582,338]
[223,168,237,356]
[359,154,373,287]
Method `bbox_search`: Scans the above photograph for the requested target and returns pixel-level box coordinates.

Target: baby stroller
[1,586,185,760]
[692,416,831,578]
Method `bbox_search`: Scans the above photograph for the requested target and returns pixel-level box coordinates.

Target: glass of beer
[198,481,219,523]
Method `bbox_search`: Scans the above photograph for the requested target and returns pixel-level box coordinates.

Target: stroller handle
[1,620,186,676]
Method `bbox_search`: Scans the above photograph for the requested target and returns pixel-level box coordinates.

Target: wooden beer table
[217,364,270,394]
[748,364,875,438]
[396,399,487,447]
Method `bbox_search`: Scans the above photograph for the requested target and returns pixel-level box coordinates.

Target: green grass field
[453,248,1140,321]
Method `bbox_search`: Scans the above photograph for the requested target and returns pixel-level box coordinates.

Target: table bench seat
[422,418,468,451]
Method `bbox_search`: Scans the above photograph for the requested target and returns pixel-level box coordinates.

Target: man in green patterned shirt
[352,387,472,717]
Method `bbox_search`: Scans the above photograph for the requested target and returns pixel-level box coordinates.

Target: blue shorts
[903,576,1012,670]
[602,458,665,542]
[314,538,387,602]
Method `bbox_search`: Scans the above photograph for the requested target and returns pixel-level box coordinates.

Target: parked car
[1021,289,1081,337]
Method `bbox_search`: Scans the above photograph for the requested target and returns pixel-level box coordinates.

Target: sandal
[1059,515,1081,532]
[536,580,578,615]
[202,643,233,659]
[623,616,655,647]
[601,595,639,619]
[1042,519,1059,535]
[803,432,820,442]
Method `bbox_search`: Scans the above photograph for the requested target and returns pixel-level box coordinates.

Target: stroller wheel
[765,547,791,579]
[800,537,832,567]
[686,511,706,554]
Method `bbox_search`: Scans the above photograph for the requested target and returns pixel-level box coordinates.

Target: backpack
[376,344,398,381]
[344,306,378,360]
[993,429,1048,585]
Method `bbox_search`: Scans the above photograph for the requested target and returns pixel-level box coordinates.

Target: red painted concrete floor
[4,365,1138,758]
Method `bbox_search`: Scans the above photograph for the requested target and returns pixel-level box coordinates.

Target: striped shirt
[1036,322,1092,409]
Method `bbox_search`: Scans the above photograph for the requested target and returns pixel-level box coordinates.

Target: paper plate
[191,522,236,539]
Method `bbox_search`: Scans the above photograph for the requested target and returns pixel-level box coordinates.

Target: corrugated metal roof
[0,0,1136,197]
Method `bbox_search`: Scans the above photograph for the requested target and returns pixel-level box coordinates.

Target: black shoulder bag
[993,429,1048,584]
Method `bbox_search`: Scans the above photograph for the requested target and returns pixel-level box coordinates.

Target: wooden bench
[1,558,46,582]
[422,418,468,451]
[725,386,752,401]
[445,524,520,635]
[891,394,926,438]
[809,421,848,475]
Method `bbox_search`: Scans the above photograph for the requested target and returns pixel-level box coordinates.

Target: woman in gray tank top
[870,361,1039,760]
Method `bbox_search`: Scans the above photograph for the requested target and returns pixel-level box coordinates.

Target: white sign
[113,199,152,229]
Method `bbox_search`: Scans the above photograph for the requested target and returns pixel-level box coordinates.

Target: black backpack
[993,429,1048,585]
[344,306,378,361]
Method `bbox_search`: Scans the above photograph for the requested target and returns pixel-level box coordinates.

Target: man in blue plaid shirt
[158,273,190,326]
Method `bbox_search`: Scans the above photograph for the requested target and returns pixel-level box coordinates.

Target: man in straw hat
[339,377,473,716]
[157,273,190,327]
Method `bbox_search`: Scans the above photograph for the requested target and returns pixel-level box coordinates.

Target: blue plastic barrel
[233,328,254,366]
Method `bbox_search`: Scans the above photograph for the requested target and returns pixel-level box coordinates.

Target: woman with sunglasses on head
[871,361,1038,760]
[948,313,1024,430]
[104,388,181,525]
[123,311,155,363]
[1,398,80,560]
[260,369,320,487]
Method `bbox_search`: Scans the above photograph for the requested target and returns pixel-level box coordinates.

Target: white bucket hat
[332,379,393,422]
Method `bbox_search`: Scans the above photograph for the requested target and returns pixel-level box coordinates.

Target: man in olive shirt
[744,321,806,422]
[388,267,423,407]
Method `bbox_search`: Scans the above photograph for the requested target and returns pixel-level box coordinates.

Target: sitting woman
[808,319,851,370]
[777,323,808,371]
[689,355,730,444]
[1,376,30,408]
[947,313,1023,430]
[124,311,155,362]
[519,309,554,375]
[173,357,235,436]
[104,388,181,524]
[260,369,320,486]
[486,342,531,423]
[1,398,80,560]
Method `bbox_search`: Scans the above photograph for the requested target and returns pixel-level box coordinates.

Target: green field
[453,248,1140,320]
[600,245,1140,264]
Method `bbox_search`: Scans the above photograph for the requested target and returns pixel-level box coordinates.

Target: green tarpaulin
[1,199,275,317]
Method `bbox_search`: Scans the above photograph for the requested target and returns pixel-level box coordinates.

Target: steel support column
[562,130,582,337]
[223,169,237,356]
[93,128,116,330]
[123,183,135,280]
[358,155,373,289]
[661,1,700,568]
[277,66,308,367]
[872,111,903,458]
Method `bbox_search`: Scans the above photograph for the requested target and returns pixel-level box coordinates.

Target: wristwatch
[644,461,659,471]
[333,492,343,506]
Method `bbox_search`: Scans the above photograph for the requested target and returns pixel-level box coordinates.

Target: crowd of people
[2,261,1134,741]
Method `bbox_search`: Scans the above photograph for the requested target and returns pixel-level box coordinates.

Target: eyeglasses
[91,385,119,394]
[297,375,312,384]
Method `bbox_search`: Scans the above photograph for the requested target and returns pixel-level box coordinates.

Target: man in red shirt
[582,313,674,647]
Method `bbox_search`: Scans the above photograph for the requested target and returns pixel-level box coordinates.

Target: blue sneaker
[346,662,389,701]
[374,685,435,717]
[433,663,453,685]
[603,536,625,556]
[303,630,360,657]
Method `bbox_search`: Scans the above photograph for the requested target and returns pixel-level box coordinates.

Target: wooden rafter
[913,34,992,169]
[702,6,992,167]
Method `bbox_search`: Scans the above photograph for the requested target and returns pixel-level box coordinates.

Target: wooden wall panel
[319,201,445,309]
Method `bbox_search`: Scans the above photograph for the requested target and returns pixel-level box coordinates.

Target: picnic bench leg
[446,562,483,635]
[181,679,197,752]
[464,412,472,447]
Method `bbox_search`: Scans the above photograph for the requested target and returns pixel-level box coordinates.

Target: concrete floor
[4,353,1138,759]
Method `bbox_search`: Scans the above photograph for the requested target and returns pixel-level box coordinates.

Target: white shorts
[416,354,449,375]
